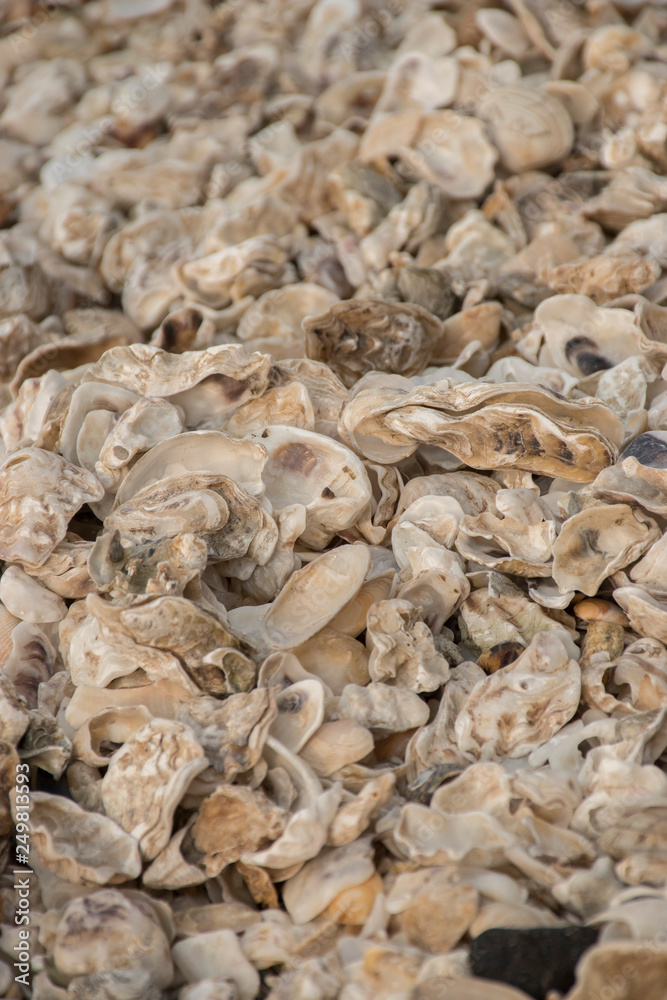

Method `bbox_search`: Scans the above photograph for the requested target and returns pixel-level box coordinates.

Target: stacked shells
[4,2,667,999]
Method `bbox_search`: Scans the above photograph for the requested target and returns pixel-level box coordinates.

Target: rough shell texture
[7,4,667,999]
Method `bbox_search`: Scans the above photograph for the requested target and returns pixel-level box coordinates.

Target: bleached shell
[4,620,56,709]
[101,718,207,860]
[264,544,371,649]
[176,236,292,311]
[53,889,173,987]
[0,673,30,744]
[478,85,574,173]
[304,299,442,388]
[0,565,67,622]
[394,801,514,868]
[591,433,667,515]
[236,283,339,355]
[176,688,277,781]
[553,504,660,596]
[374,52,459,115]
[366,598,450,693]
[95,397,185,490]
[360,110,497,199]
[113,431,268,506]
[614,587,667,645]
[173,931,260,1000]
[107,472,277,566]
[475,10,530,59]
[23,791,142,884]
[337,681,429,734]
[241,783,341,871]
[247,425,372,549]
[83,343,272,426]
[535,295,641,377]
[59,381,141,469]
[71,705,153,767]
[282,837,375,924]
[327,772,395,847]
[454,631,581,760]
[0,447,104,566]
[19,539,97,599]
[224,383,315,438]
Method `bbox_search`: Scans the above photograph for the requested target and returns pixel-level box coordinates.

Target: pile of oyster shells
[6,0,667,997]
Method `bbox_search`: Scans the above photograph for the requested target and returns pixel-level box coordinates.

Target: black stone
[621,432,667,469]
[469,925,599,1000]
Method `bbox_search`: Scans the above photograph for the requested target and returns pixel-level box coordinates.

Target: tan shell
[478,85,574,172]
[0,565,67,623]
[264,544,371,649]
[304,299,442,388]
[101,718,207,860]
[190,784,286,877]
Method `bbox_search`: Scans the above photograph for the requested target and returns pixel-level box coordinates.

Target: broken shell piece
[360,110,497,199]
[53,889,173,988]
[366,599,450,693]
[0,565,67,623]
[24,791,142,885]
[300,720,374,778]
[101,718,207,860]
[190,784,286,877]
[0,447,104,565]
[552,504,659,596]
[282,837,375,924]
[389,867,479,953]
[304,299,442,388]
[236,283,339,359]
[327,772,396,847]
[337,682,429,735]
[455,631,581,760]
[264,544,370,649]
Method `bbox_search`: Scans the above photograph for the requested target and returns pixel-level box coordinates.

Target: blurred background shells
[5,2,667,1000]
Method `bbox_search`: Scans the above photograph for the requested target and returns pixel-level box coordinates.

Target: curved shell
[113,431,268,507]
[552,504,660,596]
[304,299,442,388]
[478,85,574,172]
[264,544,371,649]
[360,109,497,199]
[454,632,581,760]
[0,448,104,566]
[247,425,372,549]
[24,791,142,884]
